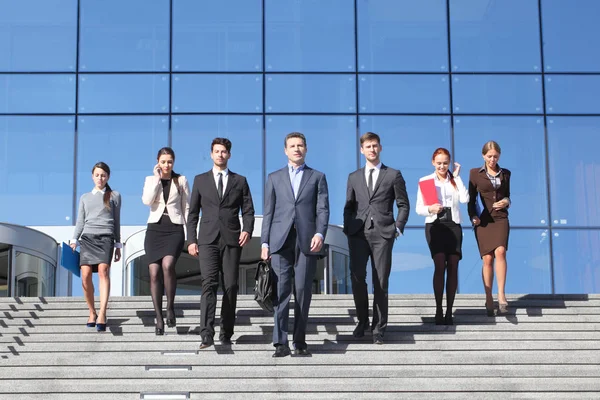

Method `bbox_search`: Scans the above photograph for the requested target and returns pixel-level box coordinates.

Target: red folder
[419,179,438,206]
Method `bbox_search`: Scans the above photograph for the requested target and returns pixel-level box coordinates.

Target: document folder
[60,242,81,277]
[418,179,438,206]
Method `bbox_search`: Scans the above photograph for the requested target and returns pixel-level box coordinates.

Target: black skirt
[425,221,463,259]
[144,214,185,263]
[79,233,114,272]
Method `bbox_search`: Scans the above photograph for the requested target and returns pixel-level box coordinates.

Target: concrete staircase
[1,294,600,399]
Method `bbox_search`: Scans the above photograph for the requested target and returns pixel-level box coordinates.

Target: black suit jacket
[343,164,410,239]
[186,170,255,247]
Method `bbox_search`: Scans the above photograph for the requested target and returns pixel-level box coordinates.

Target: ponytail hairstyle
[431,148,457,190]
[156,147,181,194]
[92,162,113,209]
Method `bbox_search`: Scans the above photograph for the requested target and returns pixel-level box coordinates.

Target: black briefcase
[254,260,275,313]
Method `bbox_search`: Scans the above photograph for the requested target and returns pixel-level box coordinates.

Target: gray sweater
[72,190,122,244]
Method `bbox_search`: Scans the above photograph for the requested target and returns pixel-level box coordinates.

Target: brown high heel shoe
[485,302,495,317]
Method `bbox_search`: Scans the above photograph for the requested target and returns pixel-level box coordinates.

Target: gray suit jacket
[343,164,410,239]
[261,165,330,255]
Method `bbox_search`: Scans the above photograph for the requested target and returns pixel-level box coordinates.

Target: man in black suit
[343,132,410,345]
[187,137,255,349]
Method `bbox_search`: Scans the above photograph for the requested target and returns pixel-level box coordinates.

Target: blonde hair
[482,141,501,155]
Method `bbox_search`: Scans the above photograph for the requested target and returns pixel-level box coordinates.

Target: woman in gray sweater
[70,162,122,332]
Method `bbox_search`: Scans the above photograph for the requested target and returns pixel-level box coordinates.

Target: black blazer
[343,164,410,239]
[186,170,255,247]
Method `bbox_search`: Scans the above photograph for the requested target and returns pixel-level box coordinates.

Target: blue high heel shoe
[96,316,107,332]
[86,312,98,328]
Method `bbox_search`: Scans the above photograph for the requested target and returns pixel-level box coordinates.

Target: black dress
[144,179,185,263]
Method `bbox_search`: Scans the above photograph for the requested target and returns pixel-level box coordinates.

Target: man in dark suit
[261,132,330,358]
[343,132,410,345]
[187,137,255,349]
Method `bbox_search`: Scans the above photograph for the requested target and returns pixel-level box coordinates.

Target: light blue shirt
[289,163,305,199]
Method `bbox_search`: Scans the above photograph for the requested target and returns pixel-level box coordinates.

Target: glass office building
[1,0,599,296]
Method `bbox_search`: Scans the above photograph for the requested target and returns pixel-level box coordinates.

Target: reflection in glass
[459,229,551,294]
[172,115,263,214]
[78,74,169,114]
[77,116,169,225]
[14,251,55,297]
[553,229,600,293]
[0,0,77,72]
[0,117,74,226]
[547,117,600,227]
[0,245,9,296]
[357,0,447,72]
[265,0,354,71]
[331,250,350,294]
[389,228,433,294]
[453,116,548,227]
[545,75,600,114]
[542,0,600,72]
[79,0,169,71]
[172,74,262,113]
[0,74,75,113]
[359,116,451,225]
[173,0,262,71]
[449,0,541,72]
[359,74,450,114]
[266,116,357,225]
[452,75,543,114]
[129,254,201,296]
[266,75,355,113]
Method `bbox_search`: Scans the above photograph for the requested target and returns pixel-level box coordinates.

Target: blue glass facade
[1,0,599,293]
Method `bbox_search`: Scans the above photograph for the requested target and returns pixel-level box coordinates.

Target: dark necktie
[368,168,375,196]
[217,172,223,200]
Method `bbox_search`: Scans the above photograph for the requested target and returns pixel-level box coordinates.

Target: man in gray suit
[343,132,410,345]
[261,132,330,358]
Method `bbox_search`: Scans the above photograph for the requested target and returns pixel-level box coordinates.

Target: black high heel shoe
[166,309,176,328]
[435,308,444,325]
[155,327,164,336]
[444,312,454,326]
[86,312,98,328]
[96,319,107,332]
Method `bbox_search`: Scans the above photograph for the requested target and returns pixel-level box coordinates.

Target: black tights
[433,253,460,315]
[149,256,177,328]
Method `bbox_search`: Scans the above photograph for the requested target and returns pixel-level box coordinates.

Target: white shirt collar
[213,167,229,177]
[92,187,106,195]
[365,162,382,172]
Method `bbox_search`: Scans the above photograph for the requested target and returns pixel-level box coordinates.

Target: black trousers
[198,234,242,339]
[348,225,394,336]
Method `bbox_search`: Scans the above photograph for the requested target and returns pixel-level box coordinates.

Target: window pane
[78,74,169,113]
[265,116,356,225]
[459,229,551,294]
[453,116,549,227]
[171,115,263,214]
[173,74,262,113]
[357,0,448,72]
[545,75,600,114]
[0,74,75,113]
[266,74,355,113]
[265,0,355,72]
[14,252,55,297]
[0,117,74,225]
[449,0,541,72]
[553,229,600,293]
[547,117,600,227]
[173,0,262,72]
[359,74,449,114]
[0,0,77,72]
[79,0,169,71]
[76,116,169,225]
[452,75,543,114]
[359,116,451,225]
[542,0,600,72]
[389,228,434,294]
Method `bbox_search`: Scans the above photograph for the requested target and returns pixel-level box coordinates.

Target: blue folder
[60,242,81,278]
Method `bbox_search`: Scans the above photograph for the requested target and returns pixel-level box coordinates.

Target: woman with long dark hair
[71,162,122,332]
[142,147,190,335]
[416,148,469,325]
[468,141,511,316]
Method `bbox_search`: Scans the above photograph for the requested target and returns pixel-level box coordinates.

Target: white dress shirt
[213,167,229,194]
[364,162,382,191]
[416,172,469,224]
